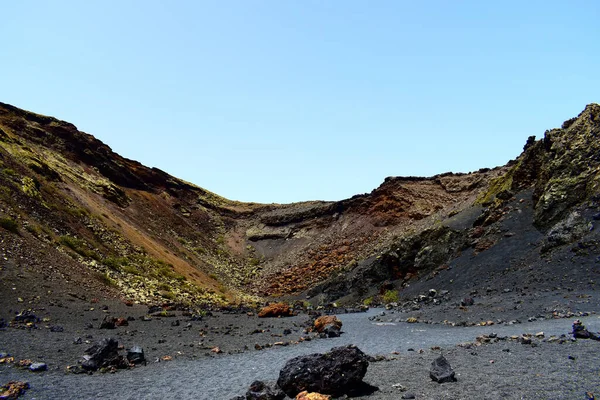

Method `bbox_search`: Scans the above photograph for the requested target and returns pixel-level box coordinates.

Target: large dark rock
[430,355,457,383]
[277,345,374,397]
[82,338,128,371]
[245,380,285,400]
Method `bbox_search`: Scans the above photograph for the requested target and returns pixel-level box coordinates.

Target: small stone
[99,317,116,329]
[402,393,416,400]
[520,336,532,345]
[296,390,330,400]
[461,297,474,306]
[127,345,145,365]
[246,380,285,400]
[0,381,30,398]
[429,355,456,383]
[392,383,407,391]
[29,362,47,372]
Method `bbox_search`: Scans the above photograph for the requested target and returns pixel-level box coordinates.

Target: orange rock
[0,381,29,399]
[17,359,32,367]
[258,303,293,318]
[296,391,331,400]
[115,317,129,326]
[313,315,342,333]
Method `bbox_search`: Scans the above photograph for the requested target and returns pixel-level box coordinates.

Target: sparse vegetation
[95,272,116,287]
[382,289,399,304]
[2,168,17,177]
[21,176,41,198]
[103,256,129,271]
[160,290,176,300]
[0,217,19,234]
[58,235,100,260]
[363,297,373,306]
[121,265,142,275]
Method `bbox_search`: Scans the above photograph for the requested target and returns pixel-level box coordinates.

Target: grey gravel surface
[2,309,600,399]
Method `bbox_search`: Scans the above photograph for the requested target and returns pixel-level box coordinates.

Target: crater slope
[1,101,598,318]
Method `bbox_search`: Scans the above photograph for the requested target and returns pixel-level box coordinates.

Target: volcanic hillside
[0,101,599,311]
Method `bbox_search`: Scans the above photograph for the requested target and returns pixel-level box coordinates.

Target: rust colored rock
[296,391,331,400]
[313,315,342,333]
[258,303,293,318]
[0,381,30,399]
[115,318,129,327]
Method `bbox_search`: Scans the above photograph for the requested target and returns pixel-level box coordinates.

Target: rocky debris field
[2,297,600,399]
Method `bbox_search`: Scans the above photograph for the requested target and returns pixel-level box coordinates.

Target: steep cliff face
[478,103,600,229]
[0,101,597,308]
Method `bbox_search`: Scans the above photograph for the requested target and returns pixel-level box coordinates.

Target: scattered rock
[296,391,331,400]
[402,393,416,400]
[313,316,342,338]
[429,355,457,383]
[246,380,285,400]
[392,383,407,391]
[81,338,128,371]
[258,303,294,318]
[572,320,600,340]
[277,345,375,398]
[0,381,29,399]
[29,362,47,372]
[0,354,13,364]
[126,346,145,365]
[99,317,116,330]
[461,298,475,306]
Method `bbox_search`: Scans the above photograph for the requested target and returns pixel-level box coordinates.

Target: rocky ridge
[0,101,599,315]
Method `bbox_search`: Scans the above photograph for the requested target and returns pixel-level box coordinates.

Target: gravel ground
[2,306,600,399]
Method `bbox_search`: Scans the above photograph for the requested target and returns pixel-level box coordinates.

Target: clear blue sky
[3,1,599,203]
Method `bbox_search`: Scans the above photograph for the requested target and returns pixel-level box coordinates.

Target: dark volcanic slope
[313,104,600,321]
[1,101,599,317]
